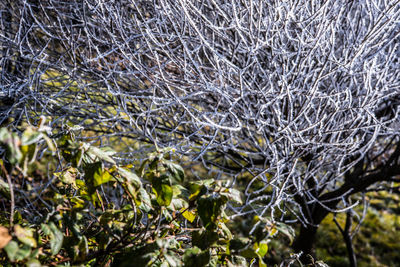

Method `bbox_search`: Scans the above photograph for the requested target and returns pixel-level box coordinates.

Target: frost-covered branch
[1,0,400,222]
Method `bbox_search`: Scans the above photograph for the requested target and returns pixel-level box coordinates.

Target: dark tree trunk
[292,224,319,264]
[291,201,333,264]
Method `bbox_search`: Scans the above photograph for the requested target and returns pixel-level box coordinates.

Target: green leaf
[87,146,116,164]
[30,248,40,259]
[183,247,210,267]
[255,241,268,257]
[188,181,210,202]
[70,196,86,210]
[125,183,137,199]
[240,248,259,259]
[137,159,149,177]
[84,162,112,190]
[118,167,142,189]
[197,196,226,227]
[99,211,114,227]
[64,146,83,167]
[54,167,78,186]
[26,259,42,267]
[21,128,43,146]
[21,143,37,166]
[78,236,89,260]
[41,223,63,254]
[162,208,173,222]
[15,244,31,261]
[170,197,187,211]
[173,184,190,198]
[0,128,10,142]
[0,177,10,199]
[13,210,23,225]
[152,174,173,206]
[4,240,18,261]
[192,230,219,250]
[62,214,82,239]
[74,236,89,262]
[42,134,56,152]
[170,185,189,210]
[155,183,173,207]
[219,222,233,240]
[148,156,160,171]
[258,259,267,267]
[138,187,152,212]
[220,188,243,205]
[164,160,185,183]
[14,225,37,248]
[2,132,23,165]
[48,222,64,255]
[96,232,110,251]
[59,139,84,166]
[41,224,51,236]
[164,253,180,267]
[227,256,247,267]
[94,169,112,187]
[276,222,295,245]
[229,238,250,252]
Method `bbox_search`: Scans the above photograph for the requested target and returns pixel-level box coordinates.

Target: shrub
[0,124,295,266]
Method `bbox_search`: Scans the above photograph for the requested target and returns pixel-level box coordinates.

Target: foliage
[0,125,296,266]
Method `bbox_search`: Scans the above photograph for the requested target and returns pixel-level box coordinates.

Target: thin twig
[0,161,15,226]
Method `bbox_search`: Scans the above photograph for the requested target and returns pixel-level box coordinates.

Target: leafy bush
[0,124,295,266]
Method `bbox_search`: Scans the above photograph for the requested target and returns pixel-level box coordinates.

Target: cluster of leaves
[0,125,295,266]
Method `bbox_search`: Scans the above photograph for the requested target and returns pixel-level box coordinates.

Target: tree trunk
[292,224,319,264]
[291,203,332,264]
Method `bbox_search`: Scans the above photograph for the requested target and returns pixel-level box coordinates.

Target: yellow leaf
[180,208,196,223]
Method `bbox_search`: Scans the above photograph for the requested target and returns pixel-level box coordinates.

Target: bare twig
[0,161,14,226]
